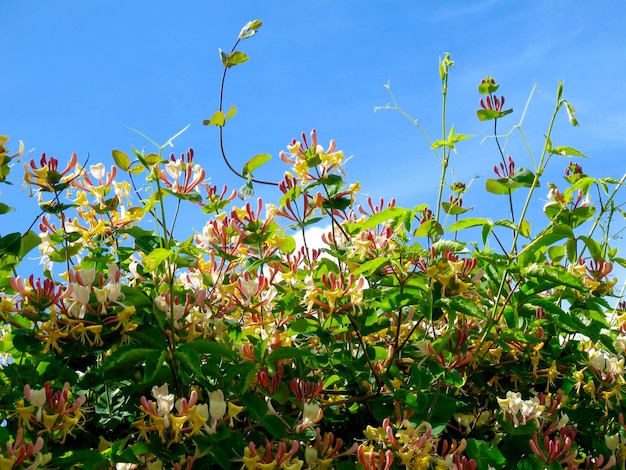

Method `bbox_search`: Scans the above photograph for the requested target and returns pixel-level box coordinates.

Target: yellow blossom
[42,411,59,432]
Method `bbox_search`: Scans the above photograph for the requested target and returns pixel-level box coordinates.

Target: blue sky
[2,1,626,275]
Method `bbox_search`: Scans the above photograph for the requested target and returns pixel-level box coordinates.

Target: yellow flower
[0,456,17,470]
[42,410,59,432]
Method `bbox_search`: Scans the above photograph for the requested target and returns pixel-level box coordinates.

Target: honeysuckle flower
[21,382,87,443]
[357,446,394,470]
[242,440,301,470]
[279,129,344,183]
[529,426,578,466]
[497,391,545,427]
[480,94,506,112]
[24,152,79,193]
[208,390,226,422]
[10,275,72,312]
[0,427,50,470]
[157,148,206,196]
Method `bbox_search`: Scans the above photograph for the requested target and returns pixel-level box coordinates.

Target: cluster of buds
[477,77,512,121]
[0,427,51,470]
[24,152,78,194]
[241,440,302,470]
[290,378,324,432]
[529,425,579,467]
[16,382,87,444]
[10,275,72,315]
[494,155,516,179]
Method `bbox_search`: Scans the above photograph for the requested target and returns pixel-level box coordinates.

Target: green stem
[579,173,626,260]
[512,89,564,255]
[435,69,449,223]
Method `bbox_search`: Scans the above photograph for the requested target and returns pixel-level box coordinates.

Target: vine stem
[217,37,277,186]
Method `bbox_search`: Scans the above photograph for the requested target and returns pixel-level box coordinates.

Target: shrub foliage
[1,20,625,470]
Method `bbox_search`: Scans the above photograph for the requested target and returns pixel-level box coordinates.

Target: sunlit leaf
[486,168,538,195]
[203,110,226,127]
[112,149,131,170]
[476,108,513,121]
[0,202,14,214]
[242,153,271,177]
[550,146,587,157]
[225,104,237,120]
[222,50,249,68]
[143,248,173,271]
[478,78,499,95]
[447,217,492,232]
[442,201,472,215]
[414,219,443,238]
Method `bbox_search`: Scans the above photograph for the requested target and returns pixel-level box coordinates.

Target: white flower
[152,384,174,417]
[497,391,544,427]
[208,390,226,420]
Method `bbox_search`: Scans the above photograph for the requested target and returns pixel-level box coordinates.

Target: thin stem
[512,91,564,255]
[579,173,626,259]
[217,38,277,186]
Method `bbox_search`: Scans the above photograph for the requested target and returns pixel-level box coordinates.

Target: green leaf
[447,217,492,232]
[288,318,320,335]
[414,219,443,238]
[19,230,41,259]
[144,153,162,166]
[49,243,84,262]
[465,439,506,470]
[354,257,388,276]
[358,207,408,232]
[477,108,513,121]
[261,414,288,439]
[528,298,578,333]
[478,78,499,95]
[177,339,236,358]
[242,153,271,177]
[266,346,312,363]
[221,50,249,68]
[240,393,267,420]
[50,450,108,469]
[112,149,131,170]
[518,224,575,266]
[523,263,584,290]
[550,145,587,158]
[174,349,203,378]
[101,346,155,374]
[442,201,472,215]
[143,349,168,383]
[0,202,13,214]
[143,248,173,271]
[436,296,487,319]
[486,168,538,195]
[0,232,21,257]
